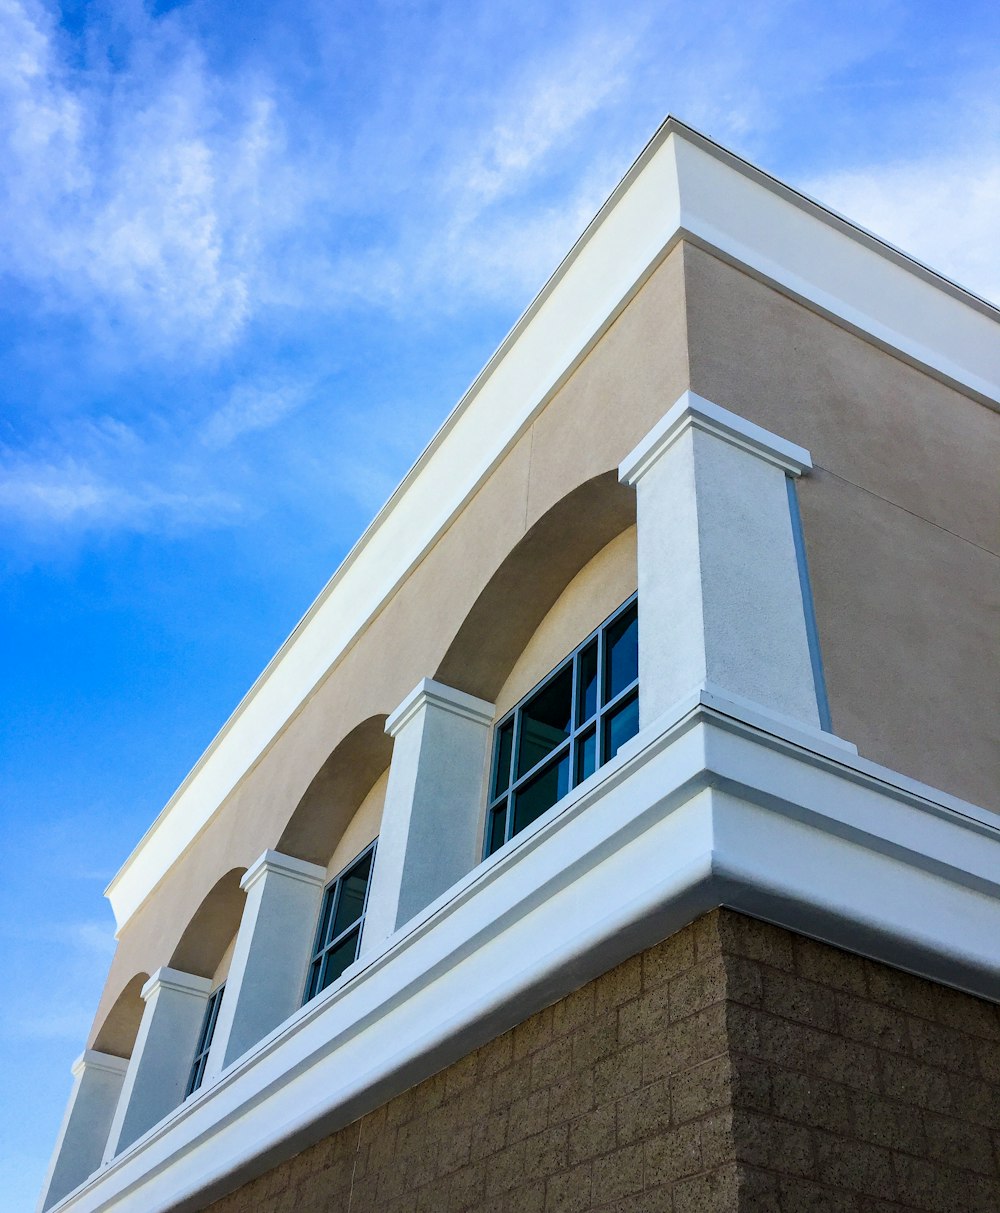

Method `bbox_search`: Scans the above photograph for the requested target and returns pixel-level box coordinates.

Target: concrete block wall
[204,911,1000,1212]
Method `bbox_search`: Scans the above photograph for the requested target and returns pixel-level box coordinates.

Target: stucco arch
[91,972,149,1059]
[276,714,392,868]
[436,470,636,703]
[168,868,247,979]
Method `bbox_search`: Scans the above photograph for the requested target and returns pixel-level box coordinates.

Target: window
[303,841,376,1003]
[485,594,639,858]
[186,983,225,1096]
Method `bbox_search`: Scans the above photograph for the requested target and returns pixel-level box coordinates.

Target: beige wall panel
[683,243,999,554]
[800,468,999,810]
[325,770,386,881]
[494,526,638,719]
[525,245,689,530]
[211,935,237,989]
[88,246,690,1041]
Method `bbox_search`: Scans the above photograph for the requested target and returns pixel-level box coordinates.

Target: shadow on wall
[169,868,248,980]
[437,470,636,702]
[277,715,392,868]
[91,972,150,1060]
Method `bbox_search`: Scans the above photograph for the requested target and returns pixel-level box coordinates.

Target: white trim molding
[619,391,813,484]
[104,118,1000,933]
[52,695,999,1213]
[385,678,495,737]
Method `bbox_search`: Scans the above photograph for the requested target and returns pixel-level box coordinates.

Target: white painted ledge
[51,695,999,1213]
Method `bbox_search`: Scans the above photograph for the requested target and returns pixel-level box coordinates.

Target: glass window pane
[492,720,514,798]
[319,926,360,994]
[576,728,596,784]
[513,751,570,837]
[577,641,598,724]
[314,884,336,950]
[518,665,573,776]
[305,957,323,1003]
[604,693,639,761]
[331,850,373,939]
[604,603,638,702]
[487,802,507,856]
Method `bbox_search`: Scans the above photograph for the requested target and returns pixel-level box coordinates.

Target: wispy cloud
[0,0,290,352]
[807,144,1000,305]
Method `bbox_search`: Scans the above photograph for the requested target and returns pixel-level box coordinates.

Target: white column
[38,1051,127,1210]
[619,391,822,731]
[203,851,326,1080]
[362,679,494,954]
[103,968,211,1160]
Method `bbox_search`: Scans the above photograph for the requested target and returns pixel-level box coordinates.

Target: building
[39,118,999,1213]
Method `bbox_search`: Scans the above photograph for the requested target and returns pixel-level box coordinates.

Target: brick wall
[205,911,1000,1212]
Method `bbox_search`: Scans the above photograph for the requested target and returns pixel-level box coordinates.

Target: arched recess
[276,714,393,867]
[92,972,149,1059]
[436,470,636,702]
[168,868,247,980]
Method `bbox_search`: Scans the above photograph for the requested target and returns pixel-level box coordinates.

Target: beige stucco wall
[682,243,999,810]
[324,771,386,881]
[87,238,996,1049]
[87,243,690,1045]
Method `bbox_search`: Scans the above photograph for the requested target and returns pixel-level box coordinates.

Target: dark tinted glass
[517,665,572,776]
[319,927,360,993]
[604,603,638,701]
[331,850,372,939]
[314,885,335,950]
[604,692,639,761]
[513,752,569,836]
[577,641,598,723]
[488,803,508,855]
[576,727,596,783]
[492,720,514,798]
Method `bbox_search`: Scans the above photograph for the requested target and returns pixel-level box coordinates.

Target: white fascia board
[62,703,999,1213]
[106,118,1000,930]
[670,132,1000,402]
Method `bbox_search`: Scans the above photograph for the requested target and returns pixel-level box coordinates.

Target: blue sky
[1,0,997,1206]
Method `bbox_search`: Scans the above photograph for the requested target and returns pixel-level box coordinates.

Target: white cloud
[0,0,290,351]
[807,147,1000,305]
[201,383,310,449]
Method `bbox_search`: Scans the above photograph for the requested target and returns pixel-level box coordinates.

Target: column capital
[71,1051,129,1080]
[619,391,812,486]
[140,967,213,1003]
[386,678,495,738]
[240,850,327,894]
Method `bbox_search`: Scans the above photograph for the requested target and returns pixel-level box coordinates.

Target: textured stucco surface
[89,237,997,1051]
[683,244,1000,811]
[88,245,688,1044]
[202,911,1000,1212]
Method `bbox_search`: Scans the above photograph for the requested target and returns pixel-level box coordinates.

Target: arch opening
[91,972,149,1059]
[276,714,392,868]
[168,868,247,980]
[436,470,636,703]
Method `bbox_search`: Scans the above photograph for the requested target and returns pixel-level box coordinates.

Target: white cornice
[619,391,813,484]
[59,697,999,1213]
[105,117,1000,931]
[240,851,326,894]
[385,678,495,738]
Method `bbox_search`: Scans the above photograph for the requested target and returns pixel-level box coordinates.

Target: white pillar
[619,391,822,731]
[103,969,211,1159]
[362,679,494,953]
[38,1051,127,1210]
[203,851,326,1080]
